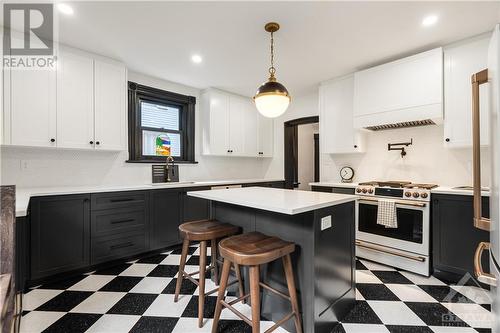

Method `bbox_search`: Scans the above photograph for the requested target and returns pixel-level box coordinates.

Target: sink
[151,181,196,186]
[452,186,490,191]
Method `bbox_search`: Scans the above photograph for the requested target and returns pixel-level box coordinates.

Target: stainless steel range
[355,181,438,276]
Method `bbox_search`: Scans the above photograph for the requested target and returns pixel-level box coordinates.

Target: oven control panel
[403,189,431,201]
[355,185,375,195]
[355,186,431,202]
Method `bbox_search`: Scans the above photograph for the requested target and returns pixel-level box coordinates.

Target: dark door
[183,187,211,222]
[30,194,90,280]
[150,189,181,250]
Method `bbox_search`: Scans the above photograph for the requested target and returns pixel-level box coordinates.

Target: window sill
[125,160,199,164]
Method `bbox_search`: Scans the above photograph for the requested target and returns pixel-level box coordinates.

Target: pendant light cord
[269,31,276,79]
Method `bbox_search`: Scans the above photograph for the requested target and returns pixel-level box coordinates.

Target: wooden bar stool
[174,219,245,328]
[212,232,302,333]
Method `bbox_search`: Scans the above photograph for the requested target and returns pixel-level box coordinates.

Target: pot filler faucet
[388,138,413,158]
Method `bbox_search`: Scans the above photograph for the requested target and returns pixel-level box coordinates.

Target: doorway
[284,116,319,190]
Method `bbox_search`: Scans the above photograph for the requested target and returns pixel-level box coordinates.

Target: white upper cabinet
[3,44,127,151]
[94,57,127,151]
[201,88,272,157]
[57,47,94,149]
[444,35,490,147]
[320,74,365,154]
[353,48,443,128]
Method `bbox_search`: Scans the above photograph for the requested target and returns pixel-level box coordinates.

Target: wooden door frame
[284,116,319,189]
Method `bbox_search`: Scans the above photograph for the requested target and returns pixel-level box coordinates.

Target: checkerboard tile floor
[20,243,494,333]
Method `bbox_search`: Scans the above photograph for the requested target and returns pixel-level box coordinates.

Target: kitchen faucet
[165,156,175,182]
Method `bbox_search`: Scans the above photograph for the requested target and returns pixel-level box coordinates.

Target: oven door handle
[358,198,426,208]
[356,240,427,262]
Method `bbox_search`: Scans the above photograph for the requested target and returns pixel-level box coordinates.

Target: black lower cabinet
[182,187,211,222]
[149,189,181,250]
[30,194,90,282]
[432,193,490,283]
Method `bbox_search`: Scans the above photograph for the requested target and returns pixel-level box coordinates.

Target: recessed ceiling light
[191,54,203,64]
[57,3,74,15]
[422,15,438,27]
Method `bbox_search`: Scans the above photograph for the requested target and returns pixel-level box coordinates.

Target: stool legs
[234,263,245,304]
[174,239,190,302]
[211,239,219,284]
[198,241,208,327]
[212,259,232,333]
[283,254,303,333]
[249,265,261,333]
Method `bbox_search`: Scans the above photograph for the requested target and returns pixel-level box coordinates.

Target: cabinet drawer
[92,232,147,265]
[91,191,148,210]
[92,207,147,237]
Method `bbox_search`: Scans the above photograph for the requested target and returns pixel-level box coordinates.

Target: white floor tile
[355,289,365,301]
[183,265,201,278]
[67,275,115,291]
[342,323,390,333]
[20,311,65,332]
[194,278,218,296]
[260,321,289,332]
[129,277,172,294]
[119,263,157,277]
[359,259,396,271]
[450,285,494,304]
[69,291,126,314]
[86,314,141,333]
[219,296,253,320]
[143,294,192,317]
[429,327,477,333]
[356,270,383,284]
[160,254,185,265]
[399,271,447,286]
[441,302,493,329]
[385,284,438,302]
[368,300,426,326]
[22,289,63,311]
[172,318,213,333]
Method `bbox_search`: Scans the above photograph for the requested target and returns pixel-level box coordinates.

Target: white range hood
[353,48,443,130]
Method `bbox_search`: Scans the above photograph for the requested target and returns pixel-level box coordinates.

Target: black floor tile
[481,304,492,311]
[107,293,158,315]
[371,271,414,284]
[186,255,212,266]
[181,295,218,318]
[99,276,143,292]
[386,325,434,333]
[341,300,383,324]
[148,265,179,278]
[162,277,198,295]
[35,291,93,312]
[475,329,492,333]
[418,285,473,303]
[94,263,132,275]
[356,283,400,301]
[405,302,469,327]
[136,254,168,264]
[38,275,86,290]
[171,247,197,255]
[331,323,346,333]
[356,260,368,271]
[216,319,253,333]
[42,313,101,333]
[129,316,178,333]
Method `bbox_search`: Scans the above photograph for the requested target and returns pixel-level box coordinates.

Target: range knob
[421,193,428,199]
[368,188,374,194]
[356,188,362,193]
[405,192,412,197]
[413,192,420,198]
[362,188,367,194]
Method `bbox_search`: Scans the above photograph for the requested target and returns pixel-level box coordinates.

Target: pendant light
[253,22,291,118]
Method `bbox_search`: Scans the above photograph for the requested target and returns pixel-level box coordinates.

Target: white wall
[297,123,318,190]
[264,91,490,187]
[0,71,268,188]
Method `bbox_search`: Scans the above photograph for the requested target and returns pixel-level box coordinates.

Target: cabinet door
[206,90,230,155]
[57,47,95,149]
[183,187,211,222]
[6,66,56,147]
[30,194,90,280]
[150,190,181,250]
[258,113,273,157]
[320,75,364,154]
[94,58,127,150]
[243,100,259,156]
[444,37,490,147]
[228,96,247,155]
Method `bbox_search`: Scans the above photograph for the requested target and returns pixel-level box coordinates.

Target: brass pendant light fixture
[253,22,291,118]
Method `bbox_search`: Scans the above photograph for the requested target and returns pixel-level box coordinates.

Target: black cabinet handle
[445,138,450,142]
[110,242,133,250]
[110,198,135,203]
[89,141,94,144]
[96,141,100,145]
[111,218,135,224]
[354,145,358,148]
[50,138,55,143]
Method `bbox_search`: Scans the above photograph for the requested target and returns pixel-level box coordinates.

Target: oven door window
[358,203,423,243]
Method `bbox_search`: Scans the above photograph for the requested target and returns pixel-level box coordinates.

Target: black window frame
[127,81,196,163]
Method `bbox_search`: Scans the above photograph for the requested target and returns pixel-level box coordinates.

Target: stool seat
[219,232,295,266]
[179,219,239,241]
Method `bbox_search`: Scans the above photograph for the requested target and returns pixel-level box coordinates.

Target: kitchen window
[128,82,196,163]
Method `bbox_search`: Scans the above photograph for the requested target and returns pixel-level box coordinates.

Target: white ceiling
[55,1,500,97]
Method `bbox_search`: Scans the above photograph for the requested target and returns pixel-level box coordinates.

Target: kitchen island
[187,187,357,333]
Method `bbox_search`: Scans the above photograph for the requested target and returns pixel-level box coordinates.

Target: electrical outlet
[321,215,332,231]
[20,160,29,170]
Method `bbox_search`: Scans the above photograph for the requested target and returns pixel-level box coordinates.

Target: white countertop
[309,182,358,188]
[14,179,283,217]
[187,187,357,215]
